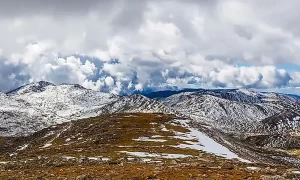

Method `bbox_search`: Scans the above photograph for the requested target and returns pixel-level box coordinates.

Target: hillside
[1,113,299,179]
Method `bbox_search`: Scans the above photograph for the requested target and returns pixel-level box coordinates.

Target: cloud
[290,72,300,87]
[105,76,115,87]
[209,66,291,88]
[0,0,300,94]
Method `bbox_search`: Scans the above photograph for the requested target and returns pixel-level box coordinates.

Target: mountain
[287,94,300,99]
[0,81,173,136]
[0,89,45,136]
[1,82,300,137]
[7,81,117,119]
[88,94,174,114]
[7,81,56,95]
[158,88,299,134]
[151,88,300,159]
[70,94,175,120]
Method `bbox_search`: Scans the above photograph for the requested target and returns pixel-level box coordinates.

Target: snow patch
[119,151,191,159]
[133,136,167,142]
[17,144,29,151]
[40,143,52,148]
[62,156,76,160]
[151,135,164,138]
[88,157,100,160]
[161,125,169,132]
[102,157,110,161]
[293,116,300,121]
[246,167,261,171]
[172,119,250,162]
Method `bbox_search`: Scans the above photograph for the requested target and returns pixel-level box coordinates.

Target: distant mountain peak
[60,83,86,90]
[7,81,56,95]
[35,81,55,86]
[236,88,259,96]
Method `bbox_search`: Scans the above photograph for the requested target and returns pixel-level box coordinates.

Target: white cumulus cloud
[0,0,299,94]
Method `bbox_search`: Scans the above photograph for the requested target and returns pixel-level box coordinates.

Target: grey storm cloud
[0,0,300,94]
[0,0,112,16]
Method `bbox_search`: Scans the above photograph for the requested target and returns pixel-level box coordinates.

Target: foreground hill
[1,113,299,179]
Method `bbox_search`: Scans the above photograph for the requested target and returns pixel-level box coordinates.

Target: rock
[199,164,207,168]
[131,176,140,180]
[190,162,199,167]
[146,174,157,179]
[246,167,261,172]
[76,174,91,180]
[169,160,178,165]
[198,153,204,157]
[202,174,208,177]
[260,175,286,180]
[197,158,211,162]
[284,170,300,178]
[78,156,89,164]
[123,157,128,162]
[261,167,278,174]
[231,158,240,163]
[48,174,55,177]
[34,177,46,180]
[221,162,235,170]
[57,177,68,180]
[291,170,300,175]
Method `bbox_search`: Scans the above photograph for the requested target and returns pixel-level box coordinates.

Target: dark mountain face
[143,88,200,99]
[287,94,300,99]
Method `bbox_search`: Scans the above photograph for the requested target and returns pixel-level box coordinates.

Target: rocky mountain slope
[1,81,300,138]
[160,89,300,135]
[0,81,173,136]
[153,89,300,158]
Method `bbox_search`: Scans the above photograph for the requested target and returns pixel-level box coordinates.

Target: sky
[0,0,300,95]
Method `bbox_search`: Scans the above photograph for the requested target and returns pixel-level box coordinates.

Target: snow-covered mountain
[7,81,117,119]
[0,81,172,136]
[159,88,300,135]
[1,81,300,138]
[77,94,174,117]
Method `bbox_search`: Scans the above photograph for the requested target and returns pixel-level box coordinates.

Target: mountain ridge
[1,81,300,137]
[0,81,174,136]
[1,81,300,151]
